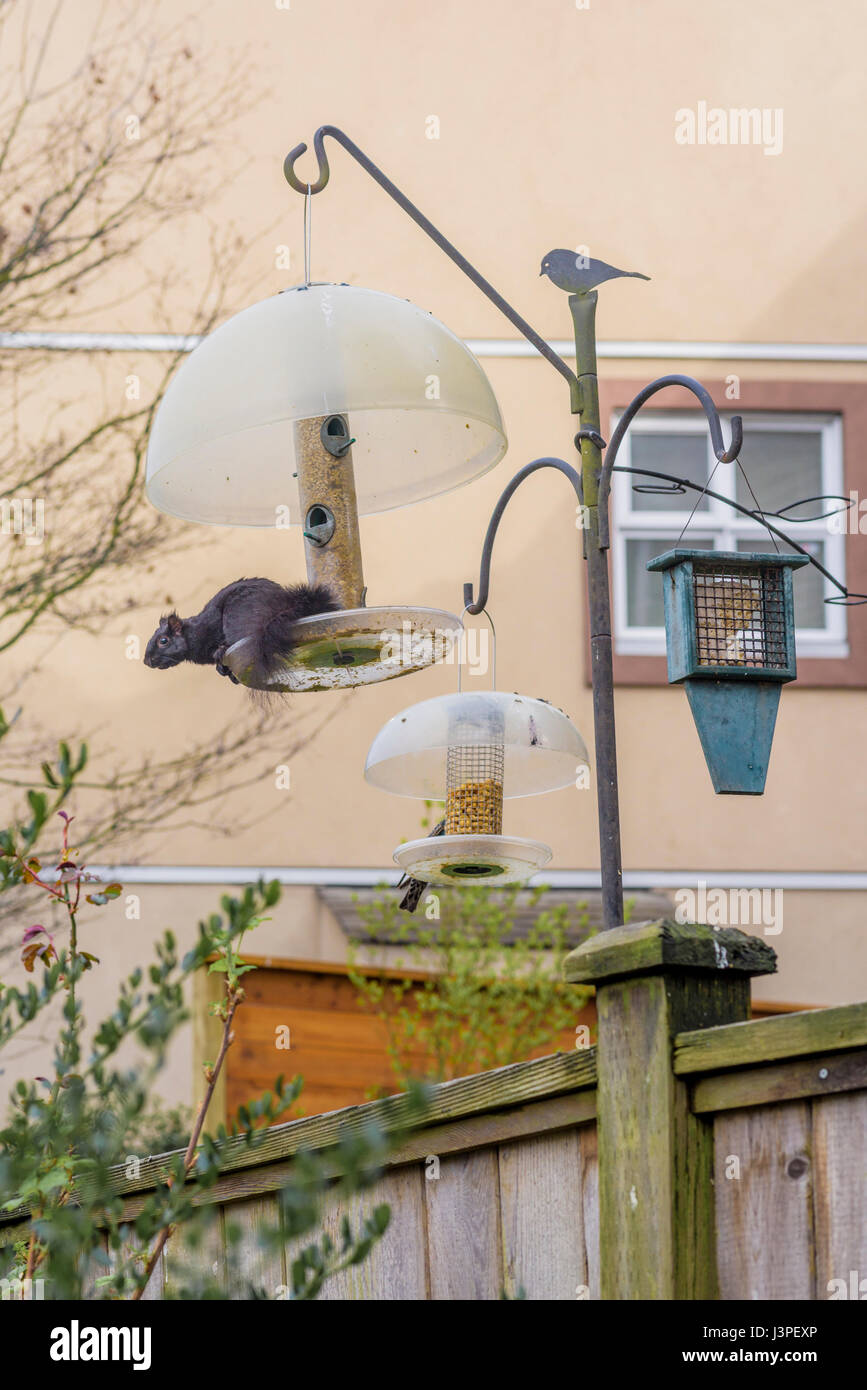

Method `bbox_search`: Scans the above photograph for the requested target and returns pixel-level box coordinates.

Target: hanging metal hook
[284,128,332,194]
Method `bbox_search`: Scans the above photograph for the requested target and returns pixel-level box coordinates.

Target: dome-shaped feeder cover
[365,691,589,799]
[146,283,507,525]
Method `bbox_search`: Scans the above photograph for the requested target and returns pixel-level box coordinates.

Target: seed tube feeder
[365,691,590,885]
[647,549,809,795]
[145,284,507,690]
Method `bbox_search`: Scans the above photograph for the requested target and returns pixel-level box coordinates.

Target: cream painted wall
[2,0,866,1107]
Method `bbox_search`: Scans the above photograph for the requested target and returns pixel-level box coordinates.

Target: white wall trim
[88,865,867,891]
[3,330,867,363]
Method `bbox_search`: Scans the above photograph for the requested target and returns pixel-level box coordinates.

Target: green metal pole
[569,291,624,931]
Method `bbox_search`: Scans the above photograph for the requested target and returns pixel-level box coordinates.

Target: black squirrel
[144,578,339,685]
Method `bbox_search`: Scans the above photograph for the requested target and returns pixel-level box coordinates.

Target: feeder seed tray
[393,833,552,887]
[222,606,462,692]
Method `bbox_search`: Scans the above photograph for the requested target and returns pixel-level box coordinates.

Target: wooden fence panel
[225,1195,285,1299]
[580,1124,601,1300]
[317,1165,428,1301]
[164,1206,226,1298]
[426,1147,503,1300]
[714,1101,814,1300]
[8,1006,866,1301]
[812,1090,867,1299]
[499,1128,589,1300]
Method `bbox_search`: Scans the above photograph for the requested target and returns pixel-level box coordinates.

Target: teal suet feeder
[647,549,809,795]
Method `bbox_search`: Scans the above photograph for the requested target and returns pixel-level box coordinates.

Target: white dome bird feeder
[365,653,590,885]
[145,281,507,691]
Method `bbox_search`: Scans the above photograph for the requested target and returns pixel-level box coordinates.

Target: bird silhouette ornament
[539,250,650,294]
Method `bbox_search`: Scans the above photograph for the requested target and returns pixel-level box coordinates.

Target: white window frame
[611,410,848,659]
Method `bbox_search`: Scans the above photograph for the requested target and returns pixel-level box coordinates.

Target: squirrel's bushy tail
[250,582,340,683]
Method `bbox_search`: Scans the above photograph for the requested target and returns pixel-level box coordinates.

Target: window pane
[735,429,823,515]
[627,537,714,627]
[736,538,826,630]
[630,432,710,511]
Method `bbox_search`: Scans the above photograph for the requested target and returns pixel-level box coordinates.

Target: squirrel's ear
[166,611,182,634]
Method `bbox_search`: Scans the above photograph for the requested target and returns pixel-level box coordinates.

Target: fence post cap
[563,918,777,985]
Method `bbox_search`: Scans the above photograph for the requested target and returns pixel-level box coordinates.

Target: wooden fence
[3,920,866,1299]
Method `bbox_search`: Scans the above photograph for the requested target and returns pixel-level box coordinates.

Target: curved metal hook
[284,126,334,194]
[597,374,743,548]
[462,458,583,615]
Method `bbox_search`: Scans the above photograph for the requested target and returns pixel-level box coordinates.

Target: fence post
[564,919,777,1299]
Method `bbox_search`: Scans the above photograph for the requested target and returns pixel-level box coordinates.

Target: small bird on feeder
[397,818,445,913]
[539,250,650,294]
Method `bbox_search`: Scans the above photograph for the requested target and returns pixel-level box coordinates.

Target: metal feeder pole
[569,291,624,931]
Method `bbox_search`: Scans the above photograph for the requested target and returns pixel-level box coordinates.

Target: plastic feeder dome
[365,691,590,886]
[145,283,507,691]
[647,548,809,795]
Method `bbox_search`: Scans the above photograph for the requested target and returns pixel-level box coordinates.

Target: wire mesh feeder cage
[364,691,590,885]
[647,549,809,794]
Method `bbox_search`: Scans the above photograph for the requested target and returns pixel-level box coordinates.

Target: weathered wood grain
[426,1148,502,1299]
[692,1048,867,1114]
[811,1091,867,1300]
[498,1128,588,1299]
[580,1125,600,1300]
[676,1002,867,1075]
[101,1049,597,1205]
[316,1164,428,1300]
[164,1207,226,1298]
[105,1091,596,1226]
[223,1196,284,1299]
[714,1101,814,1300]
[596,970,748,1299]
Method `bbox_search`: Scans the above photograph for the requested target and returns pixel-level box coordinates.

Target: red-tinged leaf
[56,860,78,872]
[58,811,72,823]
[21,941,55,972]
[57,866,82,883]
[22,924,48,943]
